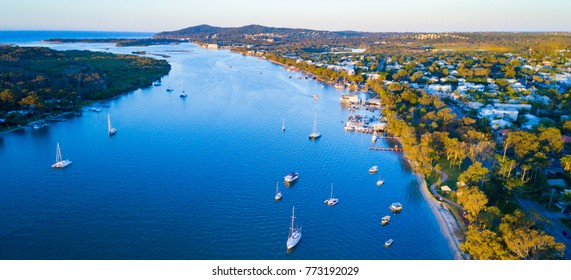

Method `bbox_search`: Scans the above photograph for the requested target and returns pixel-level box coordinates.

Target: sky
[1,0,570,33]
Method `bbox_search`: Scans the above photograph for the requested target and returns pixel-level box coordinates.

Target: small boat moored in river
[385,239,393,247]
[284,172,299,183]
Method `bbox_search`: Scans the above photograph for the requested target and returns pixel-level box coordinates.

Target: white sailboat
[282,116,286,132]
[324,183,339,206]
[286,206,302,249]
[108,114,117,136]
[275,182,283,200]
[308,112,321,140]
[376,176,385,186]
[52,142,72,168]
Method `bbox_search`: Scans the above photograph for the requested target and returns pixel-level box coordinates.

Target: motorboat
[390,202,403,213]
[369,166,379,174]
[284,172,299,183]
[381,215,390,225]
[385,239,393,247]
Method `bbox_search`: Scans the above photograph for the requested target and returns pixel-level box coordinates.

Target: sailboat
[52,142,72,168]
[308,112,321,140]
[324,183,339,206]
[275,182,283,200]
[108,114,117,136]
[286,206,302,249]
[282,116,286,132]
[376,176,385,186]
[179,80,187,97]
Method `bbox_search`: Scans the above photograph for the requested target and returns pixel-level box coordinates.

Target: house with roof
[522,113,540,130]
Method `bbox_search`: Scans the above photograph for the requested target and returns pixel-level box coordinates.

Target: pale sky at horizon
[1,0,570,33]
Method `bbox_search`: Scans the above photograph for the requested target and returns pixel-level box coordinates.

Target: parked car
[563,230,571,239]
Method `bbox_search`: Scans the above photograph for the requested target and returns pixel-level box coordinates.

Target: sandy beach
[416,174,468,260]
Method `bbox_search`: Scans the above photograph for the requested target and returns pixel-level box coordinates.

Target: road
[518,199,571,259]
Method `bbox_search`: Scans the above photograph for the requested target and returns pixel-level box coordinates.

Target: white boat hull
[287,231,302,249]
[309,132,321,140]
[52,160,72,168]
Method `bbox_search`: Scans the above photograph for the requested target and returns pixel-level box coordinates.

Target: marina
[0,38,455,260]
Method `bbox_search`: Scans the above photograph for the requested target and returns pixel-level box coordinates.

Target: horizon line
[2,26,571,34]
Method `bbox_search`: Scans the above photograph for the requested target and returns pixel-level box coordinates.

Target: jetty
[369,145,403,152]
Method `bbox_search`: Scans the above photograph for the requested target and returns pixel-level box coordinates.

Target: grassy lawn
[426,157,464,190]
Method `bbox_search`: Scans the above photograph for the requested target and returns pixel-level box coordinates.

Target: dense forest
[0,46,170,127]
[155,24,571,57]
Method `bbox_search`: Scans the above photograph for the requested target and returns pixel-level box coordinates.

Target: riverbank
[416,173,468,260]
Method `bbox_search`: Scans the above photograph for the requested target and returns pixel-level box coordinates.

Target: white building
[522,113,540,130]
[479,108,519,121]
[490,119,512,129]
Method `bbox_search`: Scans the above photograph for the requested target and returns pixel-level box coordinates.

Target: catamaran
[324,183,339,206]
[286,206,302,249]
[108,114,117,136]
[52,142,72,168]
[308,113,321,140]
[275,182,283,200]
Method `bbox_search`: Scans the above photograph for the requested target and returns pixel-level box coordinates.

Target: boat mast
[330,183,333,199]
[290,206,296,237]
[55,143,61,162]
[313,113,317,133]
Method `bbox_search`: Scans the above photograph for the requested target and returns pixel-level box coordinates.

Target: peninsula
[0,45,170,130]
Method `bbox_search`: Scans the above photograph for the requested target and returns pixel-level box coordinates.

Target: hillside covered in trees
[154,24,571,57]
[0,46,170,127]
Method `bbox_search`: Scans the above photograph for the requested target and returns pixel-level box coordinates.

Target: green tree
[456,185,488,222]
[460,225,511,260]
[561,155,571,173]
[478,206,502,231]
[538,127,563,154]
[499,210,565,260]
[506,131,539,161]
[0,89,17,103]
[458,161,490,188]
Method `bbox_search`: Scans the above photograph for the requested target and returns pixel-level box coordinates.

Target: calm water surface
[0,37,454,259]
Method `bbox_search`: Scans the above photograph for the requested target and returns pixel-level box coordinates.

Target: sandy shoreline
[416,173,467,260]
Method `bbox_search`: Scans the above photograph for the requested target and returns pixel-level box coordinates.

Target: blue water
[0,33,454,260]
[0,30,153,44]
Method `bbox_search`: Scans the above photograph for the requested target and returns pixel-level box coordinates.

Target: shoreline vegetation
[0,45,171,132]
[5,25,571,259]
[253,49,567,260]
[162,25,570,259]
